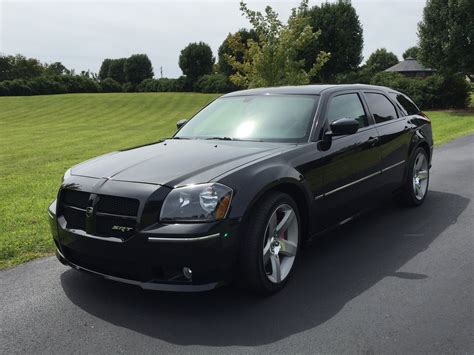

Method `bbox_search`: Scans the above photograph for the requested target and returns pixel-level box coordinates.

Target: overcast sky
[1,0,426,78]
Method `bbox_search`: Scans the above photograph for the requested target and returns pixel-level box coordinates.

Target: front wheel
[400,147,430,206]
[239,192,301,295]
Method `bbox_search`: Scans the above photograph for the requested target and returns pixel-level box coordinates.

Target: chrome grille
[59,189,140,239]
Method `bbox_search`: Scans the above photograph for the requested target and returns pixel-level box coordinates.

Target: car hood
[71,139,293,187]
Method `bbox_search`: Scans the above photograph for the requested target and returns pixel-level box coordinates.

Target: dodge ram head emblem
[112,225,133,232]
[85,207,94,217]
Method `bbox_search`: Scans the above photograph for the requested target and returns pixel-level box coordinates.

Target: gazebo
[384,57,436,77]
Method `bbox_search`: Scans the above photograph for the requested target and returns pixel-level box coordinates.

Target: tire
[239,192,301,295]
[400,147,430,206]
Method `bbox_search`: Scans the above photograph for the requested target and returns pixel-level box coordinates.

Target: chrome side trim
[315,171,380,200]
[314,160,405,200]
[148,233,221,243]
[381,160,406,172]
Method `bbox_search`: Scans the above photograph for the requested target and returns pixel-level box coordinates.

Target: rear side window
[389,92,420,116]
[326,93,368,128]
[365,93,398,123]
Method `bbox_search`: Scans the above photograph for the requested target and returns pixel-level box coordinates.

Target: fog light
[183,267,193,280]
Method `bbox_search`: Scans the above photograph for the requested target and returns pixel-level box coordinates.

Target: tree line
[0,0,472,108]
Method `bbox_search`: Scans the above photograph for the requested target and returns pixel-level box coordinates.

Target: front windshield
[175,94,320,142]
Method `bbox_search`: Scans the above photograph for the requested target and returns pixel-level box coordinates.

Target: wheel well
[417,141,431,161]
[270,183,310,242]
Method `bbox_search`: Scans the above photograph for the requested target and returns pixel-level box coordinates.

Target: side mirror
[327,118,359,137]
[176,119,188,130]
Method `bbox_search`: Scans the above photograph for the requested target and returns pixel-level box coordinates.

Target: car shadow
[60,190,469,346]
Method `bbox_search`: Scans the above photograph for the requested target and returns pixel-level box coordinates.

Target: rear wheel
[239,192,300,295]
[400,147,430,206]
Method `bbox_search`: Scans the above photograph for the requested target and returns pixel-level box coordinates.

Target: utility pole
[160,66,163,78]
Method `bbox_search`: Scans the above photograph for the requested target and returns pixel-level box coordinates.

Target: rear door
[362,91,411,192]
[308,91,382,230]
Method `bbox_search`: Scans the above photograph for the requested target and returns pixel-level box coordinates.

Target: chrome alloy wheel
[412,152,429,200]
[262,204,299,284]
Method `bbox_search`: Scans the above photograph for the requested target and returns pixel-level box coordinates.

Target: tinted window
[389,92,419,116]
[326,93,368,128]
[365,93,398,123]
[176,95,319,142]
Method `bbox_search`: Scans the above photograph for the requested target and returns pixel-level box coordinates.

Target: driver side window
[326,93,368,128]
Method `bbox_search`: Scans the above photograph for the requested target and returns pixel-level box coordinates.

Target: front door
[307,91,382,231]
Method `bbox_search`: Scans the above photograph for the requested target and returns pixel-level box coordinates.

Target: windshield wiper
[205,136,234,141]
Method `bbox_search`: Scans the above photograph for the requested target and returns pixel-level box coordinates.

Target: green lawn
[0,92,473,269]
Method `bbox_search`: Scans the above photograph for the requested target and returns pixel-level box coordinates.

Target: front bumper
[48,200,241,292]
[55,247,220,292]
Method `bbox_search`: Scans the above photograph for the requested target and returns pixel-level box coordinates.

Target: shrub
[136,78,159,92]
[29,76,66,95]
[370,72,470,109]
[136,77,190,92]
[4,79,33,96]
[195,74,232,93]
[334,68,372,84]
[0,82,10,96]
[122,82,136,92]
[100,78,122,93]
[0,75,102,96]
[55,75,100,93]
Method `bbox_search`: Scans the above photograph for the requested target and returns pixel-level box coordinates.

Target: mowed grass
[0,93,218,269]
[0,92,473,269]
[426,110,474,145]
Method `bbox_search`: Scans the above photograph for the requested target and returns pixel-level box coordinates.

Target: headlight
[61,168,71,183]
[160,183,233,222]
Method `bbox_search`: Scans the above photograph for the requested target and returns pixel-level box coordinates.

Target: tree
[418,0,474,78]
[218,29,258,78]
[98,59,112,81]
[301,0,363,82]
[225,0,330,88]
[44,62,69,76]
[403,46,419,60]
[108,58,127,84]
[0,54,44,81]
[179,42,214,84]
[124,54,154,85]
[366,48,398,72]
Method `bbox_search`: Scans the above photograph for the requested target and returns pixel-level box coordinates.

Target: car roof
[222,84,392,97]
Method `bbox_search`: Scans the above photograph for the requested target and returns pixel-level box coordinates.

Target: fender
[403,121,433,181]
[218,161,313,221]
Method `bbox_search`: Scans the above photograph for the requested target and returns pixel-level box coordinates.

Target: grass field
[1,92,473,269]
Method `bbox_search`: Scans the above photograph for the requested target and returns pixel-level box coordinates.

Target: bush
[53,75,99,93]
[122,82,136,92]
[29,76,66,95]
[0,82,10,96]
[194,74,231,93]
[100,78,122,93]
[4,79,33,96]
[370,72,470,109]
[136,78,155,92]
[334,68,372,84]
[136,77,190,92]
[0,75,101,96]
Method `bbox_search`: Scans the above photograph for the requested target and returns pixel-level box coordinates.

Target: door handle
[368,137,380,146]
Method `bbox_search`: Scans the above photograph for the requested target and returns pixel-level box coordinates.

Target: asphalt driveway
[1,134,473,354]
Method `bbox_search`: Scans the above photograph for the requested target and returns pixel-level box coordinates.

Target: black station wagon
[49,84,433,294]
